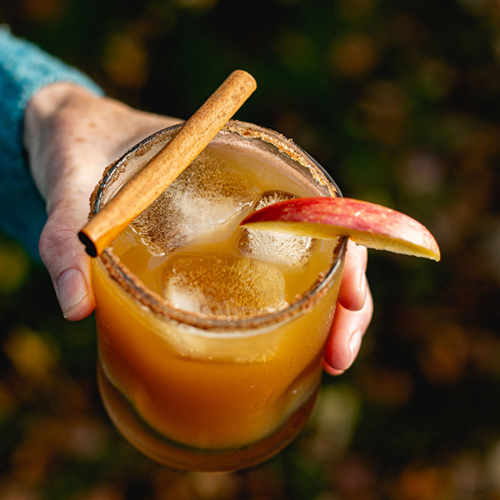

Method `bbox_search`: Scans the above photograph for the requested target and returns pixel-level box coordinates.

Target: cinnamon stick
[78,70,257,257]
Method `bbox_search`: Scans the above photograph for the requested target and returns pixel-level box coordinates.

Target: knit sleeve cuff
[0,26,104,258]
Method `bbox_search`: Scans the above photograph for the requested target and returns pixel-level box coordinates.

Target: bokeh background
[2,0,500,498]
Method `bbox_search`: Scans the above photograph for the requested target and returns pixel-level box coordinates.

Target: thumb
[39,184,96,322]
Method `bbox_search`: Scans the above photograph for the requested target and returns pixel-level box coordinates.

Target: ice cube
[161,253,288,317]
[238,191,316,268]
[131,150,260,255]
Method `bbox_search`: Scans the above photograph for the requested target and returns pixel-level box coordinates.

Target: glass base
[97,361,318,472]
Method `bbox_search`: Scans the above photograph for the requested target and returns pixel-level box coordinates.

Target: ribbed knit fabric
[0,26,103,258]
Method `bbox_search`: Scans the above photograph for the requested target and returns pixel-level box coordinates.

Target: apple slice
[240,197,440,261]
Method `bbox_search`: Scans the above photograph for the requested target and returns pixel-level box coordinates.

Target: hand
[24,83,372,374]
[24,83,180,320]
[323,240,373,375]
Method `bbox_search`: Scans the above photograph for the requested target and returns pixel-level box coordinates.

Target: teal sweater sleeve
[0,26,103,258]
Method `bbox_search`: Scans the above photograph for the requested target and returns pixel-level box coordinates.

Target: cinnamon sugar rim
[91,120,348,332]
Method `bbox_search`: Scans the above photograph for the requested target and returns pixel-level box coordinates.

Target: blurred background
[2,0,500,498]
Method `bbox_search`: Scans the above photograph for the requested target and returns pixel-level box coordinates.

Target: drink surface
[93,136,344,469]
[112,144,336,314]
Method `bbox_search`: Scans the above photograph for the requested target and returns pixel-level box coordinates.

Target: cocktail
[90,120,347,471]
[81,71,439,472]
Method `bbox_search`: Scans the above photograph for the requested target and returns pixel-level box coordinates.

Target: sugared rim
[92,120,348,332]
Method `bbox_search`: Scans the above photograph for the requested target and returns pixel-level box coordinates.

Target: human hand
[323,241,373,375]
[24,83,372,373]
[24,83,180,320]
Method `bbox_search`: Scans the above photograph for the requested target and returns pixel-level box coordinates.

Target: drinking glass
[90,120,347,471]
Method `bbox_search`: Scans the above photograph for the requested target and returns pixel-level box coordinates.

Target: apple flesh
[240,197,440,261]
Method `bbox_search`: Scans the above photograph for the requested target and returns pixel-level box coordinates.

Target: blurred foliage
[2,0,500,498]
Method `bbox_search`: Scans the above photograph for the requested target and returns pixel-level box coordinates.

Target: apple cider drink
[91,121,347,471]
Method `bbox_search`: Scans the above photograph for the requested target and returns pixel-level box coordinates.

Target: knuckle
[38,223,79,265]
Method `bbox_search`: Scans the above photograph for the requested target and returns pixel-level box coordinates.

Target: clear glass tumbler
[90,120,347,472]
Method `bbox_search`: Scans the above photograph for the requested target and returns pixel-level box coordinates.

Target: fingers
[338,240,369,311]
[323,240,373,375]
[323,286,373,375]
[323,288,373,375]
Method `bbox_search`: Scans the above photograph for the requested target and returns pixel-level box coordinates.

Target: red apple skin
[240,197,441,261]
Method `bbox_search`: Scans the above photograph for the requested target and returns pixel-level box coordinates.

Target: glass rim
[92,120,348,332]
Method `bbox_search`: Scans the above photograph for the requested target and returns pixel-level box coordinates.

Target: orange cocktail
[90,121,347,471]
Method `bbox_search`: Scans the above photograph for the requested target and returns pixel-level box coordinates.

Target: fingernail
[56,268,88,318]
[348,329,363,367]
